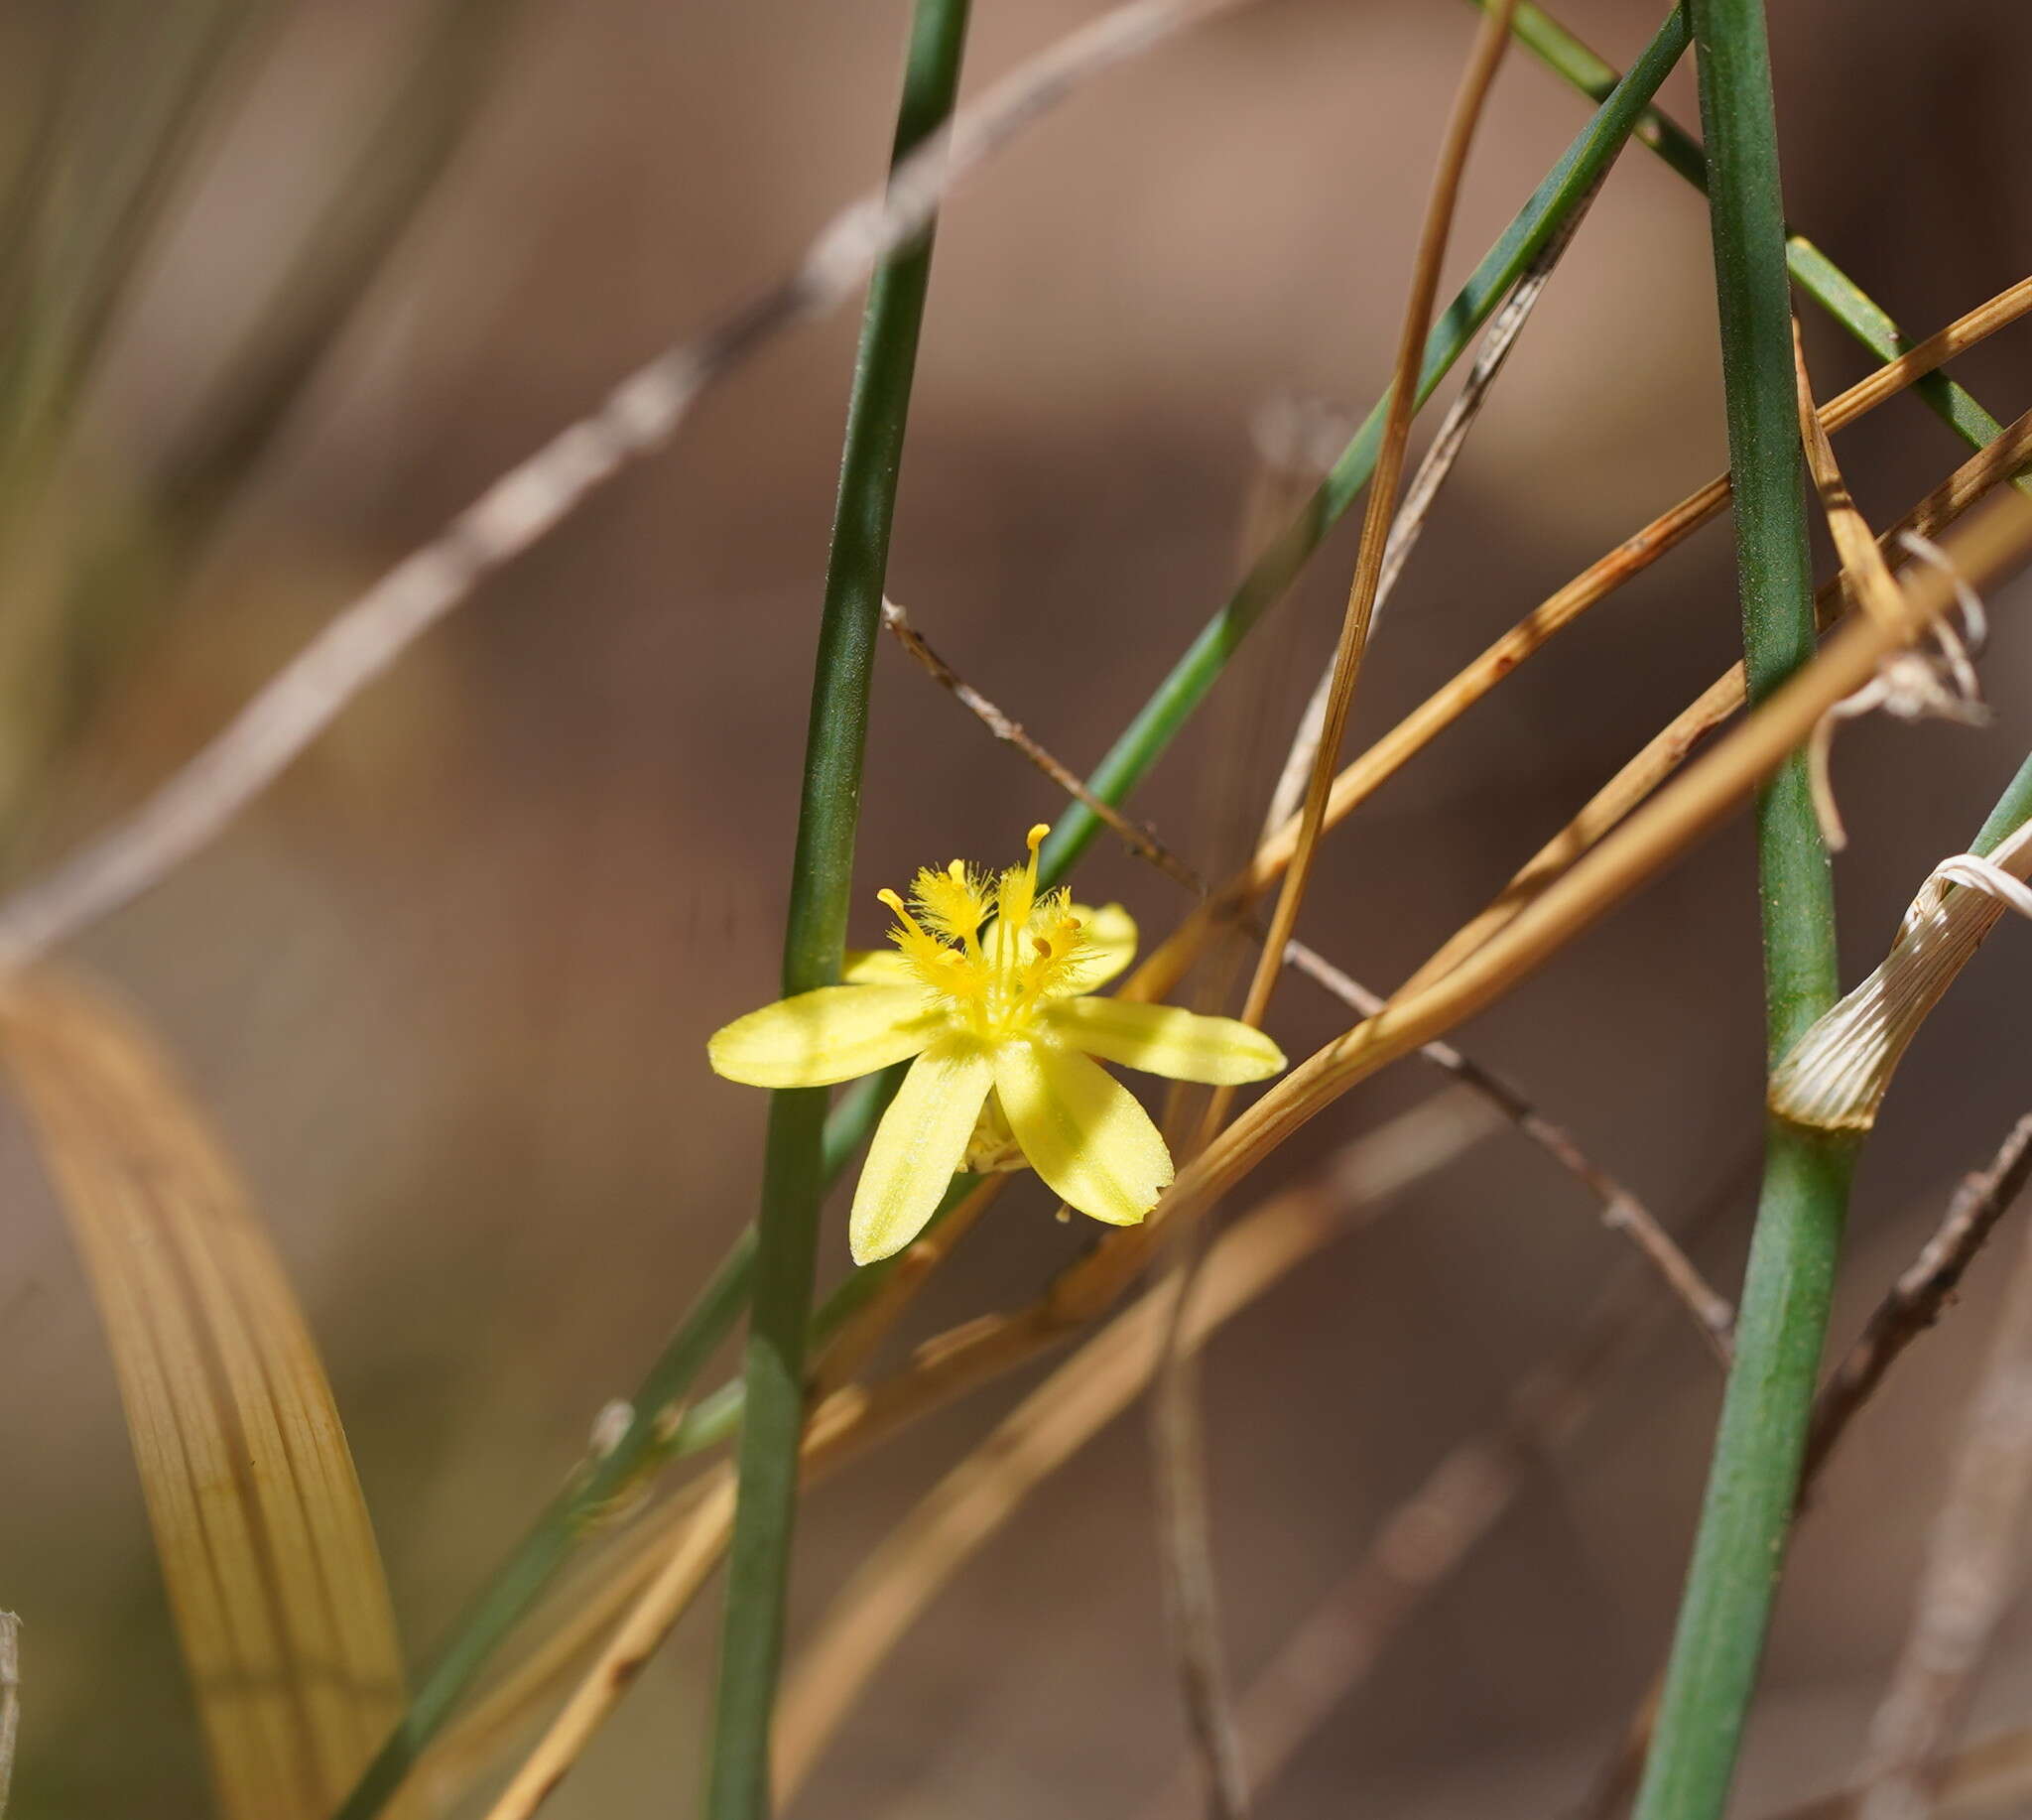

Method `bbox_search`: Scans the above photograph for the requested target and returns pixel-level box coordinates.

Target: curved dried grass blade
[0,969,411,1819]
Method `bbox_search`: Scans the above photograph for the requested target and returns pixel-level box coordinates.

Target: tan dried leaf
[0,969,410,1820]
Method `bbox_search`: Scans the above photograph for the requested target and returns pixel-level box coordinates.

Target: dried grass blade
[0,969,408,1819]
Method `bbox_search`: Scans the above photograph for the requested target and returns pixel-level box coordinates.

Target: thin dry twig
[1264,168,1600,834]
[1805,1112,2032,1486]
[1147,1241,1248,1819]
[882,595,1732,1350]
[1852,1210,2032,1820]
[880,598,1201,891]
[0,0,1276,976]
[1143,417,1333,1820]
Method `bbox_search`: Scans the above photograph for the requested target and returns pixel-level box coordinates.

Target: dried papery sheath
[1771,820,2032,1130]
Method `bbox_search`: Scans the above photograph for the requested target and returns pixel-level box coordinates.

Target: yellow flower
[708,825,1287,1264]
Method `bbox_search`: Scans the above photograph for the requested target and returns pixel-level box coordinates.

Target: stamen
[877,886,924,936]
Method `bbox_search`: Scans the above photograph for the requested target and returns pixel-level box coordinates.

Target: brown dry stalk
[1129,275,2032,1008]
[1791,318,1956,850]
[1852,1210,2032,1820]
[1238,0,1519,1052]
[1264,156,1602,837]
[0,969,408,1820]
[1793,319,1907,627]
[1402,403,2032,996]
[476,1098,1492,1820]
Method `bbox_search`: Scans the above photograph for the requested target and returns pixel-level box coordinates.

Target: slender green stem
[704,6,971,1816]
[1633,4,1853,1817]
[1481,0,2031,491]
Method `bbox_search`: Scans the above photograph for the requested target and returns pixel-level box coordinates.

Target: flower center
[877,824,1087,1041]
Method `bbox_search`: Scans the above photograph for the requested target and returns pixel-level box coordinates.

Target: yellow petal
[849,1037,994,1263]
[1044,997,1285,1084]
[707,985,937,1089]
[1057,902,1137,993]
[992,1039,1173,1228]
[840,949,912,984]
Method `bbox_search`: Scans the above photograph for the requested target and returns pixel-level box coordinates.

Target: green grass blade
[704,5,972,1816]
[1037,0,1692,887]
[1481,0,2027,486]
[1632,3,1854,1816]
[1973,752,2032,856]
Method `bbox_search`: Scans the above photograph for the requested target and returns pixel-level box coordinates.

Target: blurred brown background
[2,0,2031,1814]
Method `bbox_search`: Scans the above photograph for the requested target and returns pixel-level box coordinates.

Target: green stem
[1633,4,1852,1817]
[704,5,971,1816]
[1483,0,2031,491]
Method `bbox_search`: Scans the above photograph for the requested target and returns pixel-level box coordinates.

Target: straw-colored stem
[1238,0,1518,1047]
